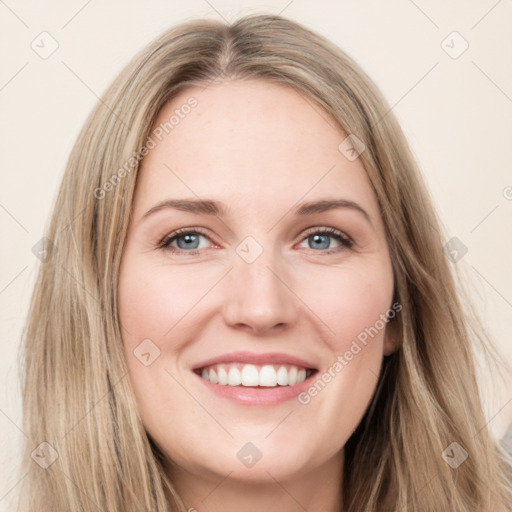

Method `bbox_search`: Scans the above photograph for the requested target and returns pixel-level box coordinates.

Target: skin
[118,79,397,512]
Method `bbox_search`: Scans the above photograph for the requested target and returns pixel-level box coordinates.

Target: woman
[17,13,511,511]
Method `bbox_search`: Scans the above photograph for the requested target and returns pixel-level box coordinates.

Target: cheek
[118,257,216,342]
[117,256,229,423]
[292,260,393,432]
[297,260,394,351]
[117,259,199,445]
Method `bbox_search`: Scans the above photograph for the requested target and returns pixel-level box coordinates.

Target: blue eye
[298,227,353,254]
[159,227,352,255]
[159,228,210,254]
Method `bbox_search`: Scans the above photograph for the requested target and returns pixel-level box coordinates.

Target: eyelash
[158,226,353,256]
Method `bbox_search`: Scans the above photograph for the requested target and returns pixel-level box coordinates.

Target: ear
[383,315,400,356]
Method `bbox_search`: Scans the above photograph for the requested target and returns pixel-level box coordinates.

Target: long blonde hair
[17,13,511,511]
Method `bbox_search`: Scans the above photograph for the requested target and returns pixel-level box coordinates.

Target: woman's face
[118,79,396,489]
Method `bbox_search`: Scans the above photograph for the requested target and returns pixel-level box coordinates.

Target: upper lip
[192,351,318,371]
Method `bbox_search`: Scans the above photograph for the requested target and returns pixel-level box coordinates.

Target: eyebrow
[142,198,372,224]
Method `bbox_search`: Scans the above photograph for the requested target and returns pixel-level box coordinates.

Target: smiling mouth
[194,363,317,388]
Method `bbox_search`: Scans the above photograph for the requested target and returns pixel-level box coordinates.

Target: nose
[222,248,299,335]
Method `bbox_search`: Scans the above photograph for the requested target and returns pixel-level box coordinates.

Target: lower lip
[193,371,317,406]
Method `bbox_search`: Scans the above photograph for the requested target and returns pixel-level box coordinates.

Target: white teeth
[217,365,228,385]
[276,366,288,385]
[241,364,259,386]
[288,366,298,386]
[259,365,277,387]
[198,363,312,387]
[227,367,242,386]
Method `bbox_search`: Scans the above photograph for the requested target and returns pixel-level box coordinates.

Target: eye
[297,227,353,254]
[159,228,214,254]
[158,226,353,255]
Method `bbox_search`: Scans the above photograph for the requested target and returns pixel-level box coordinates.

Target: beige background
[1,0,511,509]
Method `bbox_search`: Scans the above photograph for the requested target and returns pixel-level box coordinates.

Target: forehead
[134,79,378,219]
